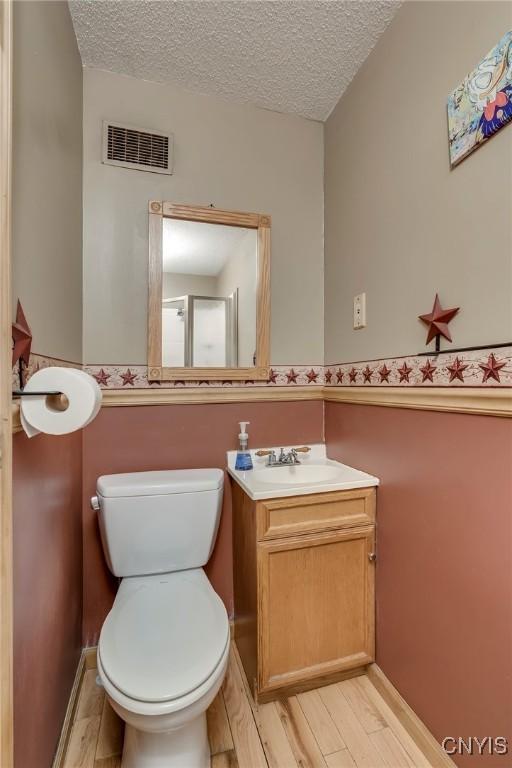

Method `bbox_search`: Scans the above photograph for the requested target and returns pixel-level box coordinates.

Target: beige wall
[83,68,324,365]
[162,273,217,300]
[324,1,512,364]
[12,1,82,363]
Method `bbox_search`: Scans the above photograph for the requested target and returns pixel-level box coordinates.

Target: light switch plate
[353,293,366,329]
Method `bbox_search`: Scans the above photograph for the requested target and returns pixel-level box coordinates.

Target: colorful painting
[448,31,512,166]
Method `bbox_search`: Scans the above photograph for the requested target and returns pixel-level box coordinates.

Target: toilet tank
[95,469,224,577]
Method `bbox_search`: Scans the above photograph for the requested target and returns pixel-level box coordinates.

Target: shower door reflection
[162,293,238,368]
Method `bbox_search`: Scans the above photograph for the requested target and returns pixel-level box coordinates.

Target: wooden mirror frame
[147,201,271,381]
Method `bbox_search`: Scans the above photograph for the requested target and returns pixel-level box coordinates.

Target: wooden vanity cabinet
[232,483,376,702]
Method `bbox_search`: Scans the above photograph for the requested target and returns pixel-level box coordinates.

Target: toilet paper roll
[20,367,102,438]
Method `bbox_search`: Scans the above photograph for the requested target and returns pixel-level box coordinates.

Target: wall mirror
[148,202,270,380]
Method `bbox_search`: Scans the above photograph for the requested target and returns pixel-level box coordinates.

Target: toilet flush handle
[90,496,100,511]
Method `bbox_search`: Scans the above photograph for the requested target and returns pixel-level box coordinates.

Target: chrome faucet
[255,446,311,467]
[278,448,301,465]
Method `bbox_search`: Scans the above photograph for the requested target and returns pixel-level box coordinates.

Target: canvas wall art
[448,30,512,166]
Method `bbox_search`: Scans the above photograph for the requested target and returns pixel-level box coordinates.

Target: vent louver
[102,121,173,175]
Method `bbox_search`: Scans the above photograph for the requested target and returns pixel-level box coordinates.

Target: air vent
[102,121,173,175]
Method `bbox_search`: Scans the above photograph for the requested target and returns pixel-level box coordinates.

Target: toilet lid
[98,571,229,703]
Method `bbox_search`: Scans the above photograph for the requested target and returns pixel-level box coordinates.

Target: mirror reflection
[162,219,258,368]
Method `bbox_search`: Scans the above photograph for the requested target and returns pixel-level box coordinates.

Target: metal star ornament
[419,294,459,348]
[12,300,32,367]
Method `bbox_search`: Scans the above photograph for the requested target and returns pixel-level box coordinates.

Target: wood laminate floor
[62,647,433,768]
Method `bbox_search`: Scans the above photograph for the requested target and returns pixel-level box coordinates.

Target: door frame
[0,0,13,765]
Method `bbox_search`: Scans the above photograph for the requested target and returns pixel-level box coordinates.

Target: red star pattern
[419,294,459,344]
[378,364,391,383]
[447,356,468,382]
[419,359,437,382]
[362,365,373,383]
[479,353,506,383]
[57,351,511,392]
[398,362,413,382]
[93,368,111,386]
[120,368,137,386]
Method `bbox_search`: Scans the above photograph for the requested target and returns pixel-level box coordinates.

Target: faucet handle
[292,446,311,453]
[255,449,273,457]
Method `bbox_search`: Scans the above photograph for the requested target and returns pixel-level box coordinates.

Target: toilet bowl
[98,570,229,768]
[93,468,228,767]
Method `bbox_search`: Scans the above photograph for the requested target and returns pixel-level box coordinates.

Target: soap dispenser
[235,421,253,471]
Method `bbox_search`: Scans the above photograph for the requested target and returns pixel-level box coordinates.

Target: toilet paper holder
[12,389,62,396]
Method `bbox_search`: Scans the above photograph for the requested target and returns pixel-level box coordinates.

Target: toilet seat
[99,569,229,706]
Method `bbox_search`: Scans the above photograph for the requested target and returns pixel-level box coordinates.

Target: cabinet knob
[368,552,376,562]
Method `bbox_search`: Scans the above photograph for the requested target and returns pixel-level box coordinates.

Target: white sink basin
[254,464,342,485]
[227,444,379,500]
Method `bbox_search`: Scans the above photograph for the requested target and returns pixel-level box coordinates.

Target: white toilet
[93,468,229,768]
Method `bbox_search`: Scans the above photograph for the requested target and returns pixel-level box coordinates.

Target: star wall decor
[378,363,391,383]
[336,368,343,383]
[306,368,319,383]
[479,353,506,383]
[324,370,333,384]
[286,368,298,384]
[362,365,373,383]
[419,294,459,349]
[349,367,358,383]
[268,369,278,384]
[12,300,32,368]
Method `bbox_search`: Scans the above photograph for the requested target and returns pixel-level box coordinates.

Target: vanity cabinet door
[257,526,375,695]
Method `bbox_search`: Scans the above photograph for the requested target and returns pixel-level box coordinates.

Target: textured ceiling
[69,0,400,121]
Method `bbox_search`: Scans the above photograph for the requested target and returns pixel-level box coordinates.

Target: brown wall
[325,402,512,766]
[82,399,324,645]
[13,431,83,768]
